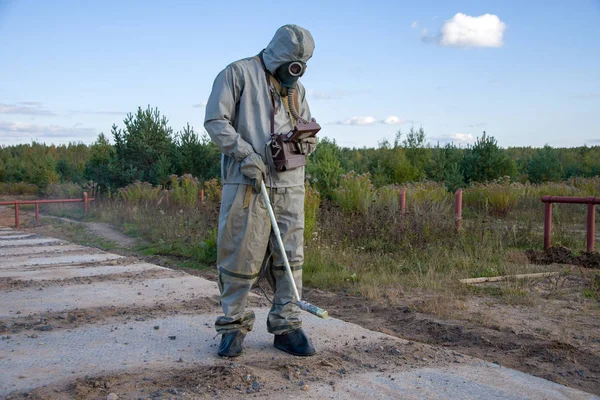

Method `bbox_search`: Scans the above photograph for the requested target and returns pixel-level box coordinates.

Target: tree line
[1,106,599,195]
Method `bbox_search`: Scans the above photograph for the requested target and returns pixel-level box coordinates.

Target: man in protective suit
[204,25,318,357]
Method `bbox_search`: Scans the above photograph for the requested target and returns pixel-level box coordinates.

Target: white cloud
[411,21,418,29]
[382,116,403,125]
[0,121,96,142]
[192,101,207,108]
[339,116,377,126]
[431,133,475,144]
[440,13,506,48]
[0,103,56,116]
[335,116,404,126]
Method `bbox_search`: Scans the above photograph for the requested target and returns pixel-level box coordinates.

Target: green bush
[331,172,375,214]
[203,178,222,204]
[406,181,449,208]
[0,182,39,196]
[169,174,200,208]
[118,181,162,207]
[463,182,520,217]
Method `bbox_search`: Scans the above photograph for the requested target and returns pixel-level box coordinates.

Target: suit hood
[262,25,315,75]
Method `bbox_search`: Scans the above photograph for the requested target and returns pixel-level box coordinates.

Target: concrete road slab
[1,312,596,399]
[0,253,123,268]
[0,230,27,236]
[0,238,63,247]
[0,262,171,281]
[0,276,219,317]
[0,244,86,257]
[335,366,598,400]
[0,234,37,240]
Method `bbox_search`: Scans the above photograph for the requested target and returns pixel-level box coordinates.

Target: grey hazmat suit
[204,25,317,336]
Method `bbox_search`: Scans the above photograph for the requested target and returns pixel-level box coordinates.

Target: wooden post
[587,203,595,253]
[200,189,205,205]
[399,187,406,216]
[14,202,19,229]
[35,202,40,226]
[455,188,463,232]
[83,192,89,214]
[544,202,553,250]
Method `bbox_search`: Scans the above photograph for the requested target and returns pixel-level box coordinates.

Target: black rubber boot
[217,330,246,357]
[274,328,316,357]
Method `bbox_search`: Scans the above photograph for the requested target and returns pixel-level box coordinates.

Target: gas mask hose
[287,87,308,124]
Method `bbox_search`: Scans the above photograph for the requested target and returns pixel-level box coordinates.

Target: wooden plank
[460,271,560,284]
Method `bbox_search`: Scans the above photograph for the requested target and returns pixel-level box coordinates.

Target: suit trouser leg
[265,185,305,335]
[214,184,270,334]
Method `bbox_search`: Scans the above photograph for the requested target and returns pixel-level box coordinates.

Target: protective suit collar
[262,25,315,75]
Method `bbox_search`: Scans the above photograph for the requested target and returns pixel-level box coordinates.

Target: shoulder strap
[254,55,277,135]
[254,54,299,131]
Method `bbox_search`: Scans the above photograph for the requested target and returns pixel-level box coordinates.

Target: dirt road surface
[0,226,598,399]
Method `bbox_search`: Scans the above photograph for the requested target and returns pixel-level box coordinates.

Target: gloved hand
[298,136,318,155]
[240,153,266,193]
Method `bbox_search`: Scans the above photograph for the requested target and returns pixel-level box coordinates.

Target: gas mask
[267,59,320,172]
[275,61,306,95]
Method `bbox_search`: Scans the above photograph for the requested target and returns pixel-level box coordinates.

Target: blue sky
[1,0,599,148]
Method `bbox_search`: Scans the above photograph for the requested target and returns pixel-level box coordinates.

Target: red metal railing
[541,196,599,252]
[0,192,94,229]
[398,187,463,232]
[454,188,463,231]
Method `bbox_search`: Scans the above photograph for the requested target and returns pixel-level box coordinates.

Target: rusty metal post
[14,202,19,229]
[35,202,40,226]
[587,203,595,252]
[83,192,88,214]
[399,187,406,216]
[544,202,553,250]
[200,189,205,205]
[455,188,463,232]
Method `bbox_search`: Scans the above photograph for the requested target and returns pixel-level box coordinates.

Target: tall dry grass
[39,176,599,309]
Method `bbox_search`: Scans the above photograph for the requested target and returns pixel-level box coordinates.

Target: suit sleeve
[204,65,254,162]
[298,83,312,122]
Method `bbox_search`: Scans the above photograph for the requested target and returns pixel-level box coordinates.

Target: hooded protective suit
[204,25,316,336]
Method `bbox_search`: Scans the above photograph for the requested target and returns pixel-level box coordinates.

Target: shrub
[0,182,39,196]
[463,182,519,217]
[304,183,321,242]
[376,185,400,212]
[169,174,200,208]
[331,172,375,214]
[119,181,162,208]
[569,177,600,196]
[203,178,222,204]
[406,181,449,208]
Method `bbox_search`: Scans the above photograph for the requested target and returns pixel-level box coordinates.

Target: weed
[583,274,600,301]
